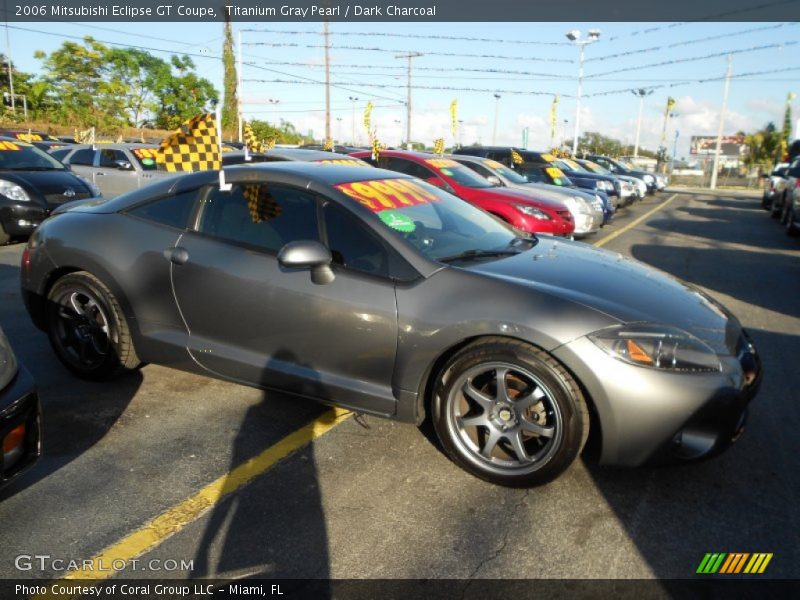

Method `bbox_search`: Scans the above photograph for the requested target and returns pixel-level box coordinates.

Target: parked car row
[761,159,800,237]
[19,159,760,487]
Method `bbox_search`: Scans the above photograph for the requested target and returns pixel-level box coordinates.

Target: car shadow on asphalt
[189,349,332,595]
[0,262,143,502]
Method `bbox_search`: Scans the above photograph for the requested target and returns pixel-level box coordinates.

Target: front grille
[44,191,92,206]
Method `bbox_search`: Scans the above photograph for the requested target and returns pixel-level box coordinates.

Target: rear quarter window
[69,149,95,166]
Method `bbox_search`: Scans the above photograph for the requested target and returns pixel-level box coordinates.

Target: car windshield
[516,163,573,187]
[424,158,494,188]
[130,147,160,171]
[0,141,66,170]
[480,159,529,184]
[554,158,589,173]
[580,160,612,176]
[334,177,531,262]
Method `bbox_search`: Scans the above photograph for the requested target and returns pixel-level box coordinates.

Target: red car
[351,150,574,236]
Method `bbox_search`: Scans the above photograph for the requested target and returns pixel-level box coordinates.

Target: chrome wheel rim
[445,362,563,476]
[52,288,112,369]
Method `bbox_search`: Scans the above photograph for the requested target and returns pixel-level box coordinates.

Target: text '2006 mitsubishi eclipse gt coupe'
[21,162,761,487]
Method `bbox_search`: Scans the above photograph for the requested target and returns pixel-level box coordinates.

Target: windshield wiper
[438,249,520,263]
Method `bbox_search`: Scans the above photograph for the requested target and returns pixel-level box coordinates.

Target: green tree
[221,18,238,132]
[35,37,125,130]
[151,56,218,130]
[248,118,311,145]
[106,48,169,127]
[744,122,782,173]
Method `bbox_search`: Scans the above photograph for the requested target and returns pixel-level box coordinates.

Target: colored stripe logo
[697,553,773,574]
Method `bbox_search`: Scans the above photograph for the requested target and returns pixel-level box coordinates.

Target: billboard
[690,135,747,157]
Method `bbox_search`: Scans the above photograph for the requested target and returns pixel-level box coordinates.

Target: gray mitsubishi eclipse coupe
[20,162,761,487]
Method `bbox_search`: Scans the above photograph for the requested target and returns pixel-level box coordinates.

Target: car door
[169,180,400,416]
[95,148,140,197]
[64,147,97,183]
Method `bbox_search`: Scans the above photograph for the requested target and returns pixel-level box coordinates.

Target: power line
[585,66,800,97]
[241,42,574,64]
[588,23,799,62]
[605,0,800,41]
[586,41,797,79]
[239,28,571,47]
[243,78,573,97]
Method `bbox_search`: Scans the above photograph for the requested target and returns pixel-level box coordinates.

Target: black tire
[46,271,141,380]
[786,205,799,237]
[431,337,589,487]
[770,194,784,219]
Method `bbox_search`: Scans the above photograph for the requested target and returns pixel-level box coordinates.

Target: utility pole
[237,29,243,143]
[632,88,653,157]
[348,96,358,145]
[323,21,331,144]
[396,52,422,149]
[5,23,14,113]
[710,55,733,190]
[492,93,501,145]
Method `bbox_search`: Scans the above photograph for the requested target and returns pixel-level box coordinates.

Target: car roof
[265,148,363,161]
[351,149,442,161]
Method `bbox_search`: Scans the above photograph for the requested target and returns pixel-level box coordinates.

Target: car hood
[461,185,568,210]
[465,237,740,355]
[0,169,92,199]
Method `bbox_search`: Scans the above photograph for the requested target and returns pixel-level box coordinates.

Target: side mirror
[115,160,134,171]
[486,175,502,186]
[278,240,335,285]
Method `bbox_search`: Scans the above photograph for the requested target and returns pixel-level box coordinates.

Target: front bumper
[0,202,48,237]
[553,330,761,467]
[1,365,41,487]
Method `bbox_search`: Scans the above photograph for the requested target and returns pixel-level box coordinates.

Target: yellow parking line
[593,194,678,248]
[34,408,351,596]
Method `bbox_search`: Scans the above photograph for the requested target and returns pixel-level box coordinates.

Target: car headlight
[76,175,102,197]
[596,180,614,191]
[516,204,551,220]
[0,328,18,391]
[588,324,721,373]
[0,179,31,202]
[643,174,655,183]
[570,196,592,214]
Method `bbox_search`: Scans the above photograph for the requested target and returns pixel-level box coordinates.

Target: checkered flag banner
[243,123,263,153]
[243,184,282,224]
[323,138,334,151]
[264,138,276,151]
[433,138,445,156]
[156,113,222,172]
[75,127,95,144]
[511,148,524,165]
[371,136,385,161]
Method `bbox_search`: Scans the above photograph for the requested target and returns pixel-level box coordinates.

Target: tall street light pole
[348,96,359,145]
[631,88,653,157]
[492,93,501,145]
[710,55,733,191]
[566,28,600,155]
[396,52,423,149]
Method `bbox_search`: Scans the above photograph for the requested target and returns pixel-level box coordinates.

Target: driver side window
[99,149,128,168]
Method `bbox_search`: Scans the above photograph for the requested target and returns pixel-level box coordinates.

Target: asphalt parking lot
[1,188,798,583]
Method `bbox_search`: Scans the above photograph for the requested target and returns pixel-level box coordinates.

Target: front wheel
[431,338,589,487]
[786,204,799,237]
[46,271,141,380]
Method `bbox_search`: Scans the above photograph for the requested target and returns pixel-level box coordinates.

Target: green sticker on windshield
[142,158,155,166]
[440,168,453,176]
[379,210,416,233]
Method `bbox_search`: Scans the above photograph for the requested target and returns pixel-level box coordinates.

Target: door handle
[164,246,189,265]
[95,172,106,176]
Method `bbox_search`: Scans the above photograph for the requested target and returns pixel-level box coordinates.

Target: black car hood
[0,170,93,205]
[466,238,739,355]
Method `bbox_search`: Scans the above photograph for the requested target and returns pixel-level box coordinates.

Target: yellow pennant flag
[363,101,374,139]
[433,138,445,155]
[511,148,524,165]
[371,136,385,161]
[243,123,263,153]
[449,99,458,137]
[156,113,221,172]
[264,138,276,151]
[549,95,560,142]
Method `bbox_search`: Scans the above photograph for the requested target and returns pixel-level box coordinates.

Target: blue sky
[5,20,799,158]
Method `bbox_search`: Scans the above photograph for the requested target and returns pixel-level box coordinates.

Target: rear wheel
[786,204,799,237]
[46,271,141,380]
[431,338,589,487]
[770,194,784,219]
